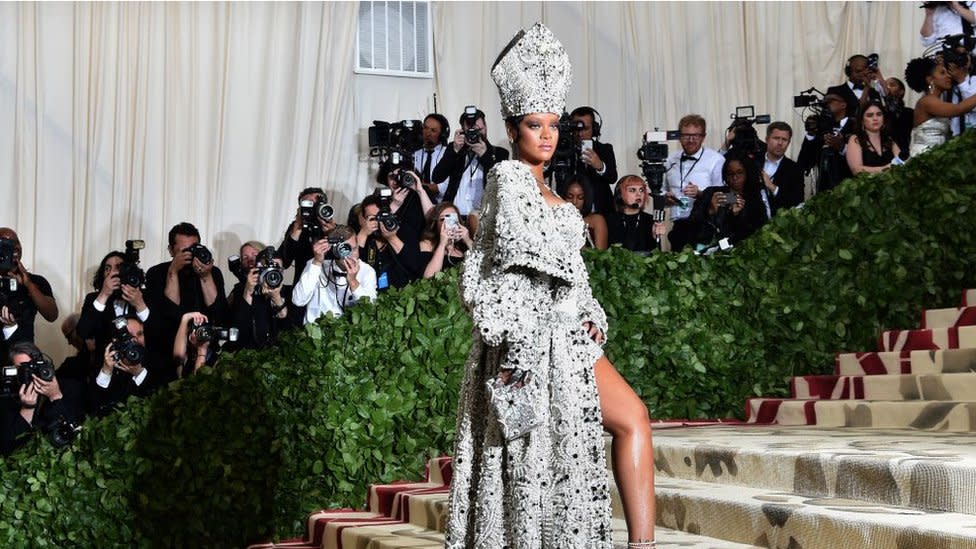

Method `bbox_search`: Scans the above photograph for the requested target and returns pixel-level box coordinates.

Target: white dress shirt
[92,298,150,322]
[437,152,485,215]
[665,147,725,220]
[921,2,976,48]
[292,259,377,324]
[414,144,448,198]
[951,75,976,136]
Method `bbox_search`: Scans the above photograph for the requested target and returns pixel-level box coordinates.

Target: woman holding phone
[419,202,471,278]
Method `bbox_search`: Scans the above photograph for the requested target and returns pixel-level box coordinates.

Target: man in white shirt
[920,2,975,51]
[413,113,450,202]
[292,226,377,324]
[664,114,725,251]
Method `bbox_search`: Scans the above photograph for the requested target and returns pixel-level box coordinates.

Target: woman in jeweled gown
[445,23,656,549]
[905,56,976,157]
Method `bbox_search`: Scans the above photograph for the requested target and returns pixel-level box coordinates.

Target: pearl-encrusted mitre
[490,22,572,118]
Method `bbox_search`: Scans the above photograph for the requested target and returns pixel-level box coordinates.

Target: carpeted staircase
[252,289,976,548]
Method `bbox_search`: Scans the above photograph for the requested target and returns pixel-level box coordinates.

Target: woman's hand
[583,321,605,344]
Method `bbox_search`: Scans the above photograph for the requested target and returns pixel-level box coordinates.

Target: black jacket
[687,185,768,246]
[769,157,805,215]
[432,142,509,205]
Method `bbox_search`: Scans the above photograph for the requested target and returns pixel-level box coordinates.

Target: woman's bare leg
[595,355,655,544]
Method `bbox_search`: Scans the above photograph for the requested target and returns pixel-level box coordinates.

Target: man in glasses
[664,114,725,251]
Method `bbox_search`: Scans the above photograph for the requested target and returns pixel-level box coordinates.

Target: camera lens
[316,202,334,222]
[261,268,284,289]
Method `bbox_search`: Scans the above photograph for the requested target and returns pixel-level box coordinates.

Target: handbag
[486,369,542,441]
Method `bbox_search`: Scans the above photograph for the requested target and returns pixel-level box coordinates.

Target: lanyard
[678,154,701,186]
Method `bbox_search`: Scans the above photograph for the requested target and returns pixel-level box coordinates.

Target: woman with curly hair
[904,56,976,156]
[846,101,901,174]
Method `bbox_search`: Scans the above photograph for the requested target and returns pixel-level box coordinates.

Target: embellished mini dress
[445,160,613,548]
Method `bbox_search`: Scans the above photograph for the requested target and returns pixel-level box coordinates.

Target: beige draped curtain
[0,1,925,361]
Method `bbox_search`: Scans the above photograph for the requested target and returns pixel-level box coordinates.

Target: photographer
[227,241,294,350]
[413,113,451,201]
[0,228,59,343]
[293,225,377,324]
[279,187,337,286]
[3,342,83,454]
[827,55,884,119]
[920,2,975,50]
[357,192,425,291]
[172,312,224,378]
[376,161,435,244]
[570,106,618,214]
[797,93,853,193]
[420,202,473,278]
[680,152,768,251]
[431,107,509,219]
[91,316,161,415]
[144,223,228,373]
[77,250,151,364]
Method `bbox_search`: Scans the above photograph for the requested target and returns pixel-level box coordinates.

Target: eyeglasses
[679,133,704,140]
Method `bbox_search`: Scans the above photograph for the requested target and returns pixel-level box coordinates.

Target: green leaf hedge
[1,131,975,547]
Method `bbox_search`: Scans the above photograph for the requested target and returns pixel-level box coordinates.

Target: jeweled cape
[445,160,613,548]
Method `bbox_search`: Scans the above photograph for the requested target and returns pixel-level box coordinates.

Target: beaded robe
[445,160,613,548]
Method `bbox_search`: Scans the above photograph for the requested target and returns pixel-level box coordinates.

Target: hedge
[1,131,974,547]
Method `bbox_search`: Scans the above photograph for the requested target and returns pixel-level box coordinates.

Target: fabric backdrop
[0,1,926,362]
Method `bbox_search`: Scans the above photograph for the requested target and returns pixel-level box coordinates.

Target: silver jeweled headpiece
[490,22,572,119]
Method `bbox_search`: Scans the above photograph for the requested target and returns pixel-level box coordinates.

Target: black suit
[581,141,618,214]
[768,157,804,216]
[89,351,165,417]
[76,291,153,362]
[431,142,508,205]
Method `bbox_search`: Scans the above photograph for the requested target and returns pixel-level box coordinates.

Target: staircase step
[835,348,976,375]
[964,289,976,307]
[746,398,976,430]
[655,476,976,549]
[651,424,976,515]
[792,372,976,400]
[877,325,976,352]
[922,306,976,329]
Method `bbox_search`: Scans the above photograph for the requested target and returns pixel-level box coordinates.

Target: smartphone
[443,213,459,230]
[580,139,593,152]
[724,192,738,207]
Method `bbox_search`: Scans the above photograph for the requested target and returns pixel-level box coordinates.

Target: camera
[184,243,213,265]
[386,150,418,188]
[460,106,482,145]
[793,90,835,136]
[190,321,239,345]
[0,353,56,399]
[549,113,585,186]
[0,237,16,274]
[300,197,335,242]
[255,246,284,290]
[375,188,400,233]
[325,234,353,262]
[866,53,879,71]
[368,119,423,155]
[726,105,770,157]
[940,34,976,72]
[117,239,146,295]
[47,416,81,449]
[636,130,674,197]
[110,316,145,366]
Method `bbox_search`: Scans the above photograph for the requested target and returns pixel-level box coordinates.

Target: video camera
[0,353,56,399]
[636,130,676,199]
[793,88,835,136]
[549,113,585,186]
[368,119,423,155]
[110,316,146,366]
[940,34,976,74]
[726,105,770,157]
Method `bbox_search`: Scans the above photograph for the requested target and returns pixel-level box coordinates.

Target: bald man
[0,228,58,344]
